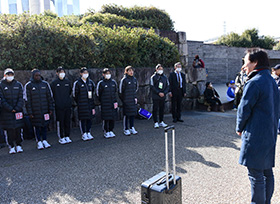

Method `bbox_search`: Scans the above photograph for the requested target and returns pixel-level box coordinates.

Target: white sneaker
[16,145,23,153]
[104,132,110,139]
[9,147,16,154]
[82,133,88,141]
[65,137,72,143]
[154,122,159,128]
[109,131,116,138]
[159,121,168,128]
[124,129,131,136]
[42,140,51,148]
[129,127,138,135]
[37,141,44,150]
[59,137,67,145]
[87,132,94,140]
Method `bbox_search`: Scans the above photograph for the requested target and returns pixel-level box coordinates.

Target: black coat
[0,79,24,129]
[96,78,118,120]
[24,79,54,127]
[119,74,138,116]
[73,78,95,120]
[169,71,186,96]
[50,77,72,110]
[150,73,169,100]
[204,87,220,102]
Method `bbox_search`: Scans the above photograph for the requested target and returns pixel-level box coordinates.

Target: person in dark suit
[169,62,186,123]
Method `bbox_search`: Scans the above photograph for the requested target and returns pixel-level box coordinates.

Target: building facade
[0,0,79,16]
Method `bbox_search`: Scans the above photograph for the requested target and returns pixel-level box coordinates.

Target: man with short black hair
[169,62,186,123]
[51,67,72,144]
[236,49,280,203]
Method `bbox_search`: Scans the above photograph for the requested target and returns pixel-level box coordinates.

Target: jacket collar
[247,68,269,81]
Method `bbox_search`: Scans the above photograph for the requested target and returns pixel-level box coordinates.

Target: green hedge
[99,4,174,31]
[0,13,179,70]
[81,13,141,28]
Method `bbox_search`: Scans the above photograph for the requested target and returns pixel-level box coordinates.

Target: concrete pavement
[1,110,280,204]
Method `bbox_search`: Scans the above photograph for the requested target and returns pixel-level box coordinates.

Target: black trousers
[153,99,165,123]
[34,126,47,141]
[56,108,71,138]
[124,115,135,130]
[171,89,183,120]
[80,119,92,134]
[5,128,22,147]
[207,98,222,106]
[103,120,115,132]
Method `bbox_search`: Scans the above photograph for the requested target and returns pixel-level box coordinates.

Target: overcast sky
[79,0,280,41]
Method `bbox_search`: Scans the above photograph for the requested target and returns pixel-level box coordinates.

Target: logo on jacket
[81,84,84,87]
[57,84,60,87]
[128,82,131,84]
[4,87,8,90]
[32,87,36,90]
[105,85,108,88]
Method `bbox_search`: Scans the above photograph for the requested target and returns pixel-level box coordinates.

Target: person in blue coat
[236,49,280,204]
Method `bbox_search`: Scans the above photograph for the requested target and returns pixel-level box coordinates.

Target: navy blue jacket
[0,79,24,129]
[150,73,169,100]
[24,78,54,127]
[236,69,280,169]
[50,77,72,110]
[73,78,95,120]
[119,75,138,116]
[96,78,118,120]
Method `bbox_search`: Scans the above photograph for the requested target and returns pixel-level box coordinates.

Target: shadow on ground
[0,110,239,204]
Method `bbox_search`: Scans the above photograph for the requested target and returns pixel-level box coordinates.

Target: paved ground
[1,110,280,204]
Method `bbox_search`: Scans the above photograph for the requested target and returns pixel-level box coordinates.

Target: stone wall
[186,41,280,83]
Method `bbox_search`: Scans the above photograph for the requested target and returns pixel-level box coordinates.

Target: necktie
[177,73,181,88]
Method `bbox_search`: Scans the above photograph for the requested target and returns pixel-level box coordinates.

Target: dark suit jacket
[169,71,186,96]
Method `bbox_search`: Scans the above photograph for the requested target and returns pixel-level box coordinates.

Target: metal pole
[165,131,169,190]
[172,129,176,185]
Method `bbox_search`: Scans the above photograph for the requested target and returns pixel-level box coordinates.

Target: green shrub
[99,4,174,31]
[0,13,179,70]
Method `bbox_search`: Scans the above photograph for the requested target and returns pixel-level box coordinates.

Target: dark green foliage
[0,13,179,70]
[215,28,276,50]
[99,4,174,31]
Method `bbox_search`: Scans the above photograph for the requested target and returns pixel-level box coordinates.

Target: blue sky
[79,0,280,41]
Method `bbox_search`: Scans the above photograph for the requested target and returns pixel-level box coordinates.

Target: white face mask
[157,70,163,75]
[176,68,182,72]
[59,73,65,79]
[82,73,89,79]
[105,74,111,80]
[6,76,14,82]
